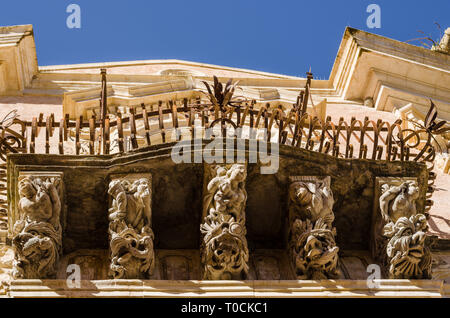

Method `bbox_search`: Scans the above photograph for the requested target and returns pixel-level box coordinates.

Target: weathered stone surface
[200,163,249,280]
[432,252,450,284]
[248,249,295,280]
[107,174,155,279]
[11,172,64,279]
[6,140,429,254]
[340,257,370,280]
[57,249,109,280]
[288,176,340,279]
[5,278,449,298]
[371,177,432,279]
[0,244,13,295]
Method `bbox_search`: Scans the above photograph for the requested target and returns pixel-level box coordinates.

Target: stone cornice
[0,24,38,95]
[39,58,303,80]
[327,27,450,117]
[349,27,450,72]
[0,24,33,47]
[4,279,449,298]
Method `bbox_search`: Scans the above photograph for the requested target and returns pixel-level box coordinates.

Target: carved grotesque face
[109,227,154,279]
[297,230,339,274]
[205,222,247,280]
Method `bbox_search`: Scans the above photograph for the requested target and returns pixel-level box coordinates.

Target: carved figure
[379,181,419,223]
[203,164,247,224]
[377,181,431,279]
[201,164,249,279]
[108,177,154,279]
[289,178,335,228]
[12,176,62,279]
[383,214,432,279]
[288,177,340,279]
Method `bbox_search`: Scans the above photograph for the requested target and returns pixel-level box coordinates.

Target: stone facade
[0,24,449,298]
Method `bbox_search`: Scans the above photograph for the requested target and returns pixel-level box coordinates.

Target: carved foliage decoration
[377,180,431,279]
[12,173,63,279]
[108,175,155,279]
[201,164,249,280]
[288,176,340,279]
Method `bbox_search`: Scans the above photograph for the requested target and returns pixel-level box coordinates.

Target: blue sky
[1,0,448,79]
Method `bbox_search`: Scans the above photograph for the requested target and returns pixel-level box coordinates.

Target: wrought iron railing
[0,77,447,233]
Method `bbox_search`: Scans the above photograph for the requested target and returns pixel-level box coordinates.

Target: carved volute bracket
[11,172,64,279]
[107,173,155,279]
[288,176,340,279]
[370,177,432,279]
[200,163,249,280]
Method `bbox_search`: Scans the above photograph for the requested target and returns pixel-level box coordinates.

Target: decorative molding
[200,163,249,280]
[6,279,449,298]
[374,83,450,120]
[329,27,450,106]
[287,176,340,279]
[0,24,38,94]
[107,173,155,279]
[62,79,196,119]
[158,68,205,77]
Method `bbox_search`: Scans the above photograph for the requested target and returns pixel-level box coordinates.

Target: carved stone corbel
[370,177,432,279]
[200,163,249,280]
[288,176,340,279]
[107,174,155,279]
[11,172,64,279]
